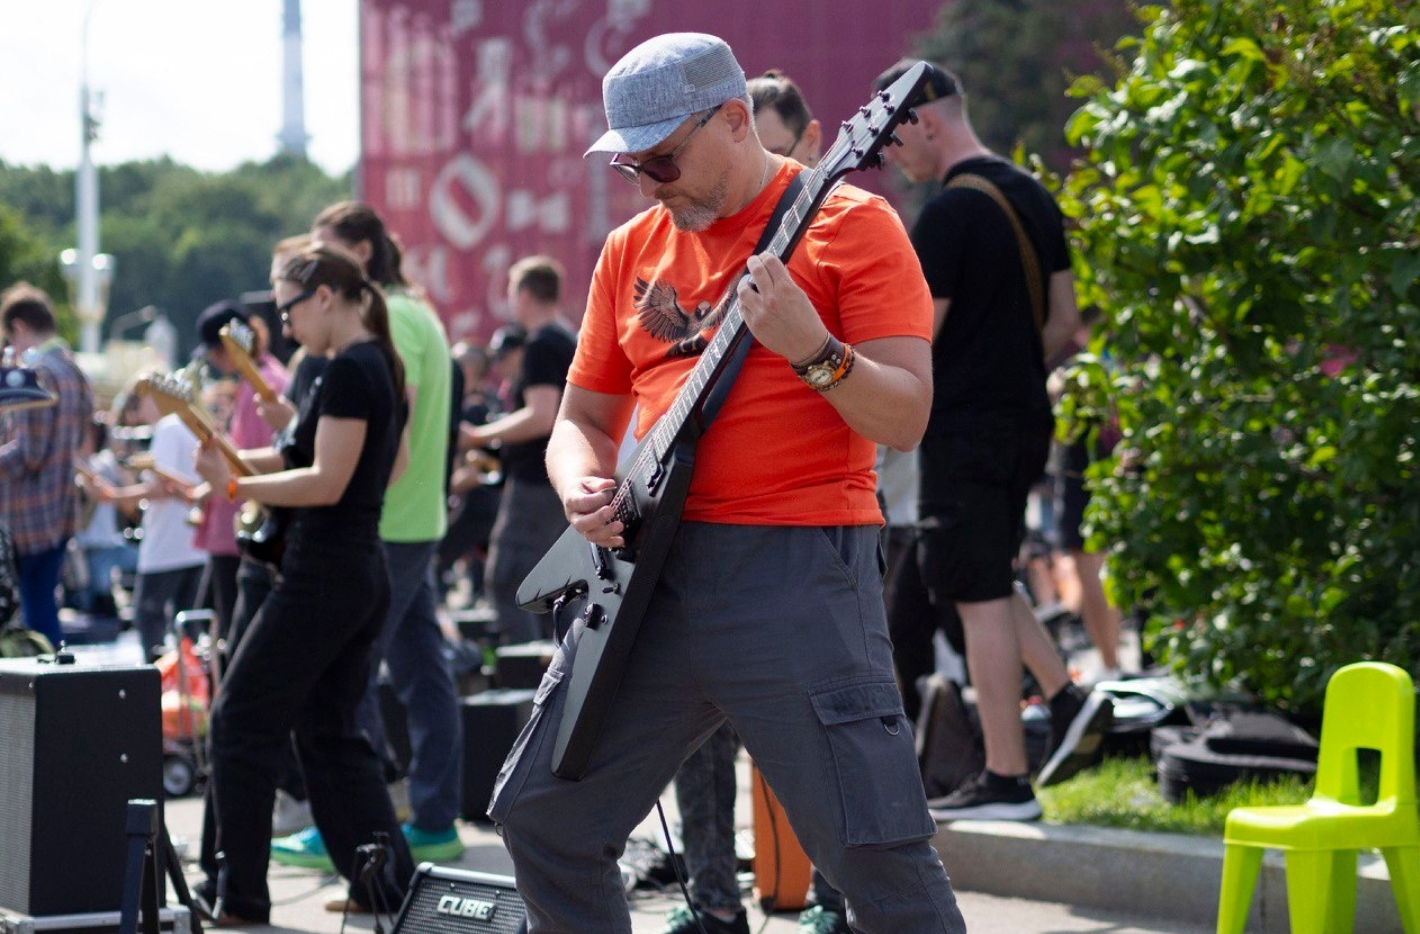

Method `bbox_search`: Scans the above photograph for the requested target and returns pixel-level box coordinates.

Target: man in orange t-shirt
[489,33,966,934]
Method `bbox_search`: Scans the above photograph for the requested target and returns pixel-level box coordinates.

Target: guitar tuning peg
[874,152,886,169]
[906,108,920,125]
[889,133,903,147]
[840,119,851,131]
[859,106,871,116]
[883,103,897,114]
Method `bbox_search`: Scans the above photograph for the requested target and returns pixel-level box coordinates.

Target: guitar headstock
[220,320,256,359]
[819,61,934,182]
[136,369,203,422]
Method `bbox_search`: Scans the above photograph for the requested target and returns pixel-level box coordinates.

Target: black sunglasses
[276,288,317,323]
[609,105,723,185]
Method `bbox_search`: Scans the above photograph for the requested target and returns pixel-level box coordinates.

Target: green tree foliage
[1060,0,1420,712]
[0,156,349,356]
[0,201,71,337]
[915,0,1137,172]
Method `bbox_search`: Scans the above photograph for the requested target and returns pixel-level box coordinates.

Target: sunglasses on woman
[609,105,723,185]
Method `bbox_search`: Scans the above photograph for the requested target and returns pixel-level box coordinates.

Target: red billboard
[359,0,942,341]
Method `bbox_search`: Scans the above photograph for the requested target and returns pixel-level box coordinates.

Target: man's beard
[661,178,729,232]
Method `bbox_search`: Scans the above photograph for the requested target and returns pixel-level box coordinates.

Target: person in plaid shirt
[0,283,94,648]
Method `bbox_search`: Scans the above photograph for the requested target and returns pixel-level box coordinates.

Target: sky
[2,1,360,176]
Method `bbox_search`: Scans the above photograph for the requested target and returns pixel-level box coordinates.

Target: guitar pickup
[591,544,614,581]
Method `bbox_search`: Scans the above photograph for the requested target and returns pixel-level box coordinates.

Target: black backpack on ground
[1153,709,1318,803]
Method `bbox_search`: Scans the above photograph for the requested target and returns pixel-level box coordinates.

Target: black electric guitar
[515,63,935,781]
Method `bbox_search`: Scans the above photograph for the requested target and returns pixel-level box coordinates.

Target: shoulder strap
[947,172,1045,334]
[699,171,807,426]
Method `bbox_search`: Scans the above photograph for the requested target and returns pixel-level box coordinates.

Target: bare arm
[545,385,635,548]
[196,416,366,508]
[1039,270,1083,364]
[459,384,562,450]
[737,254,933,451]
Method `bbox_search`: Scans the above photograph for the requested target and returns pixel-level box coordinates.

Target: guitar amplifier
[392,864,526,934]
[459,689,535,821]
[0,658,163,916]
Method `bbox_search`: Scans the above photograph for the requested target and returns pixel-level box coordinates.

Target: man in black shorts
[878,60,1112,820]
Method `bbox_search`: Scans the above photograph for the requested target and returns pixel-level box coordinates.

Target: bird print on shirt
[633,277,730,357]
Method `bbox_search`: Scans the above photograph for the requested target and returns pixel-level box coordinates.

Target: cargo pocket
[809,680,937,847]
[487,664,564,823]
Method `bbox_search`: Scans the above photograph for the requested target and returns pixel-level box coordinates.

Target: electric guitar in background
[136,370,286,566]
[516,62,936,781]
[219,319,278,404]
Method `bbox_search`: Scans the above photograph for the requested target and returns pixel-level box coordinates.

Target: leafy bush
[1059,0,1420,713]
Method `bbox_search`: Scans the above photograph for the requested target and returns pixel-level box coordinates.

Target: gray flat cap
[585,33,747,156]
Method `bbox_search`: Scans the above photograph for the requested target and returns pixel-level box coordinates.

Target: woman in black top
[194,243,414,924]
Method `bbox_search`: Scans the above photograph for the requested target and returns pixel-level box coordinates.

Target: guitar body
[236,504,288,568]
[516,439,694,780]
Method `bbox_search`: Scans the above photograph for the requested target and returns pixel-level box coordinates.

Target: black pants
[209,537,413,921]
[200,556,306,888]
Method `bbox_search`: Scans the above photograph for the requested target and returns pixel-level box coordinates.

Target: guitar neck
[629,167,837,481]
[138,378,253,478]
[221,336,277,402]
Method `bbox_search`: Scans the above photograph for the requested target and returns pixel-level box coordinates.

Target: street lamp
[59,248,114,352]
[73,0,104,353]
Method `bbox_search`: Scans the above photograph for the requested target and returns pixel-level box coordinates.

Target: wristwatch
[792,336,855,392]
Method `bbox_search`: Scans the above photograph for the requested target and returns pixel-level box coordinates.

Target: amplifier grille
[394,869,527,934]
[0,689,34,912]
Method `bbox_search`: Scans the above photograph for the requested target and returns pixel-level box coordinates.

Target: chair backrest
[1314,662,1416,807]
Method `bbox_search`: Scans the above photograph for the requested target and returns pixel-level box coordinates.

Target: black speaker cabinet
[491,642,554,690]
[0,659,163,916]
[459,689,535,821]
[393,864,526,934]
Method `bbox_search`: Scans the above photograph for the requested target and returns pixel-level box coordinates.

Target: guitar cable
[654,800,712,934]
[654,793,773,934]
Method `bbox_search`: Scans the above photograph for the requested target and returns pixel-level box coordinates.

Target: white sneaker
[271,790,313,837]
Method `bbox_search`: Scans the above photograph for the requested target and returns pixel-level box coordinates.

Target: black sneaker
[927,771,1042,821]
[660,904,750,934]
[1036,685,1114,787]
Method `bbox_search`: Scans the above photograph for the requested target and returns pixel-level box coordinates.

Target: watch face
[805,365,835,387]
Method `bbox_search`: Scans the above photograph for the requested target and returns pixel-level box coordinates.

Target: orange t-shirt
[569,162,933,526]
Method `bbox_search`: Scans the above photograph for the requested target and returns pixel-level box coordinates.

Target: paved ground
[161,791,1214,934]
[81,619,1217,933]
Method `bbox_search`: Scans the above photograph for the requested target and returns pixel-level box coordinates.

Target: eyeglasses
[276,288,316,323]
[609,105,723,185]
[767,122,806,159]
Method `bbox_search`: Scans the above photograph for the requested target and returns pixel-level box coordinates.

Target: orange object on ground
[750,761,812,912]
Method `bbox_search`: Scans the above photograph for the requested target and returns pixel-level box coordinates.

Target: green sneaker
[403,823,464,862]
[270,825,334,871]
[797,905,851,934]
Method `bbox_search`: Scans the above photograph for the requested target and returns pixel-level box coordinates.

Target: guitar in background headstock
[135,370,252,478]
[219,320,277,403]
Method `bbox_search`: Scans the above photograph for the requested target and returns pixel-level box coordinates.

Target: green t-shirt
[381,290,451,542]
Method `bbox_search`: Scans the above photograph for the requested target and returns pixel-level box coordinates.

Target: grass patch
[1037,755,1314,836]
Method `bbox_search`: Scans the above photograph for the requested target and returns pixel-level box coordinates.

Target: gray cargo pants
[489,522,965,934]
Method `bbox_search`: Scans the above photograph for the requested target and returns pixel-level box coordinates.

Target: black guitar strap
[698,170,807,427]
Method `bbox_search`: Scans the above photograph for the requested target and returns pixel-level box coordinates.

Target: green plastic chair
[1216,661,1420,934]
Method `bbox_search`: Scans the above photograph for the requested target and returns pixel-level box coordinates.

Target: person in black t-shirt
[876,61,1113,822]
[193,243,414,925]
[457,255,576,643]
